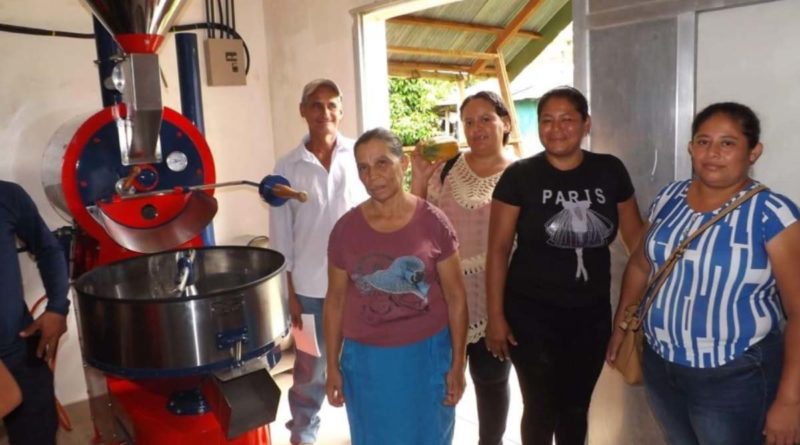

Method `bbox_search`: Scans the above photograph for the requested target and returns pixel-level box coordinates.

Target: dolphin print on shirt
[545,200,613,281]
[355,255,430,301]
[353,255,431,324]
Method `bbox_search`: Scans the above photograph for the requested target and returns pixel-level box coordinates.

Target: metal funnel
[80,1,191,164]
[79,0,191,53]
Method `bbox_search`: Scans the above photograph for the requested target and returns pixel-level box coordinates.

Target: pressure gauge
[166,151,189,172]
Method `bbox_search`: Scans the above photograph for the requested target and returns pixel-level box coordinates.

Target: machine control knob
[140,204,158,220]
[259,175,308,207]
[110,64,126,93]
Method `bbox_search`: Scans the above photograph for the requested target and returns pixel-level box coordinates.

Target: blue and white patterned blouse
[643,180,800,368]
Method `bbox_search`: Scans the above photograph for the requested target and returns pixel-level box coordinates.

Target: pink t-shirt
[328,198,458,346]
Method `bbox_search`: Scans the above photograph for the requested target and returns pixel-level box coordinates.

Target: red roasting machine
[41,1,303,443]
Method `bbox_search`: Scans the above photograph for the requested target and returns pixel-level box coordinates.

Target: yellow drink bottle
[420,135,460,162]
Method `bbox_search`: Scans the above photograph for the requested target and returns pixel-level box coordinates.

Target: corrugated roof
[386,0,570,78]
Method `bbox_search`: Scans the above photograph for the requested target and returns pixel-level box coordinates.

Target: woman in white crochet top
[411,91,516,445]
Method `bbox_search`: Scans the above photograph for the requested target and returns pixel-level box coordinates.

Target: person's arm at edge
[485,199,519,361]
[285,272,302,329]
[13,185,68,362]
[323,264,349,408]
[437,252,468,406]
[618,195,644,254]
[763,222,800,445]
[605,223,652,365]
[0,360,21,417]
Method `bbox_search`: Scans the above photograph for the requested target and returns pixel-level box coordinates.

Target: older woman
[486,86,643,445]
[323,127,468,445]
[607,102,800,445]
[411,91,515,445]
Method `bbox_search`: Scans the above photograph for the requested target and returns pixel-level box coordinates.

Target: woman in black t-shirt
[485,86,643,445]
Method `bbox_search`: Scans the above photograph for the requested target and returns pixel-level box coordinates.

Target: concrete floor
[1,351,524,445]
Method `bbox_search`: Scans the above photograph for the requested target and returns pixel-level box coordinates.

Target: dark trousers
[506,298,610,445]
[467,337,512,445]
[643,331,782,445]
[1,337,58,445]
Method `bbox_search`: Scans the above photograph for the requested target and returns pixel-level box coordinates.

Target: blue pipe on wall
[176,33,216,246]
[92,18,121,108]
[176,33,206,134]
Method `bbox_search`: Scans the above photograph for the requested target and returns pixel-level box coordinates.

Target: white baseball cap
[300,78,342,104]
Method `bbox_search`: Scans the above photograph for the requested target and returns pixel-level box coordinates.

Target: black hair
[537,86,589,121]
[692,102,761,149]
[354,127,404,158]
[460,91,512,145]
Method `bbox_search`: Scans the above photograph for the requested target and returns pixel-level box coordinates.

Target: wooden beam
[470,0,546,75]
[390,61,473,74]
[388,45,496,60]
[388,15,542,39]
[389,70,489,82]
[491,0,547,50]
[493,53,524,157]
[389,61,496,75]
[506,1,572,81]
[389,68,494,82]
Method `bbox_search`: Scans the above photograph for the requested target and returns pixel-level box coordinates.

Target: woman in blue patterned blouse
[607,102,800,445]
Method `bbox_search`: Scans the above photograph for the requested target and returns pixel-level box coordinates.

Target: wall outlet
[204,38,247,86]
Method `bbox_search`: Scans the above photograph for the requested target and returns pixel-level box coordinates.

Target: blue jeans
[467,338,511,445]
[643,331,783,445]
[286,295,327,445]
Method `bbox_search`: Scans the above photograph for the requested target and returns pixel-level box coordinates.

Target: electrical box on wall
[204,38,246,86]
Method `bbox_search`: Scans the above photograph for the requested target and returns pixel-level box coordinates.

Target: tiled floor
[1,351,524,445]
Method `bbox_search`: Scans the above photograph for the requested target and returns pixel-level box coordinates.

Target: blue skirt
[341,328,454,445]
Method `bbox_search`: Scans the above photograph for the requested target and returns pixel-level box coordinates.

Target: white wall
[263,0,378,157]
[697,0,800,203]
[262,0,463,156]
[0,0,275,404]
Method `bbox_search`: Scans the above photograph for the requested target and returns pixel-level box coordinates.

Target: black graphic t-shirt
[493,150,634,307]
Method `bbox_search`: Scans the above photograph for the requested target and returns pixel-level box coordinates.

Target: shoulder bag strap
[439,152,461,184]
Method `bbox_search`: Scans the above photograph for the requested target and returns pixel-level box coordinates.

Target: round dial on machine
[166,150,189,172]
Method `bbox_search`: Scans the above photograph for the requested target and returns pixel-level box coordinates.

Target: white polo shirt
[269,133,368,298]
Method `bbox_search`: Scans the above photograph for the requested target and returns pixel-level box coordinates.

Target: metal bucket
[73,246,289,378]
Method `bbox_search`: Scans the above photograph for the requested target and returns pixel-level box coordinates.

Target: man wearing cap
[269,79,368,445]
[1,180,70,445]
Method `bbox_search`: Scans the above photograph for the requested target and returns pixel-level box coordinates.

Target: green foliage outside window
[389,77,453,189]
[389,77,451,146]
